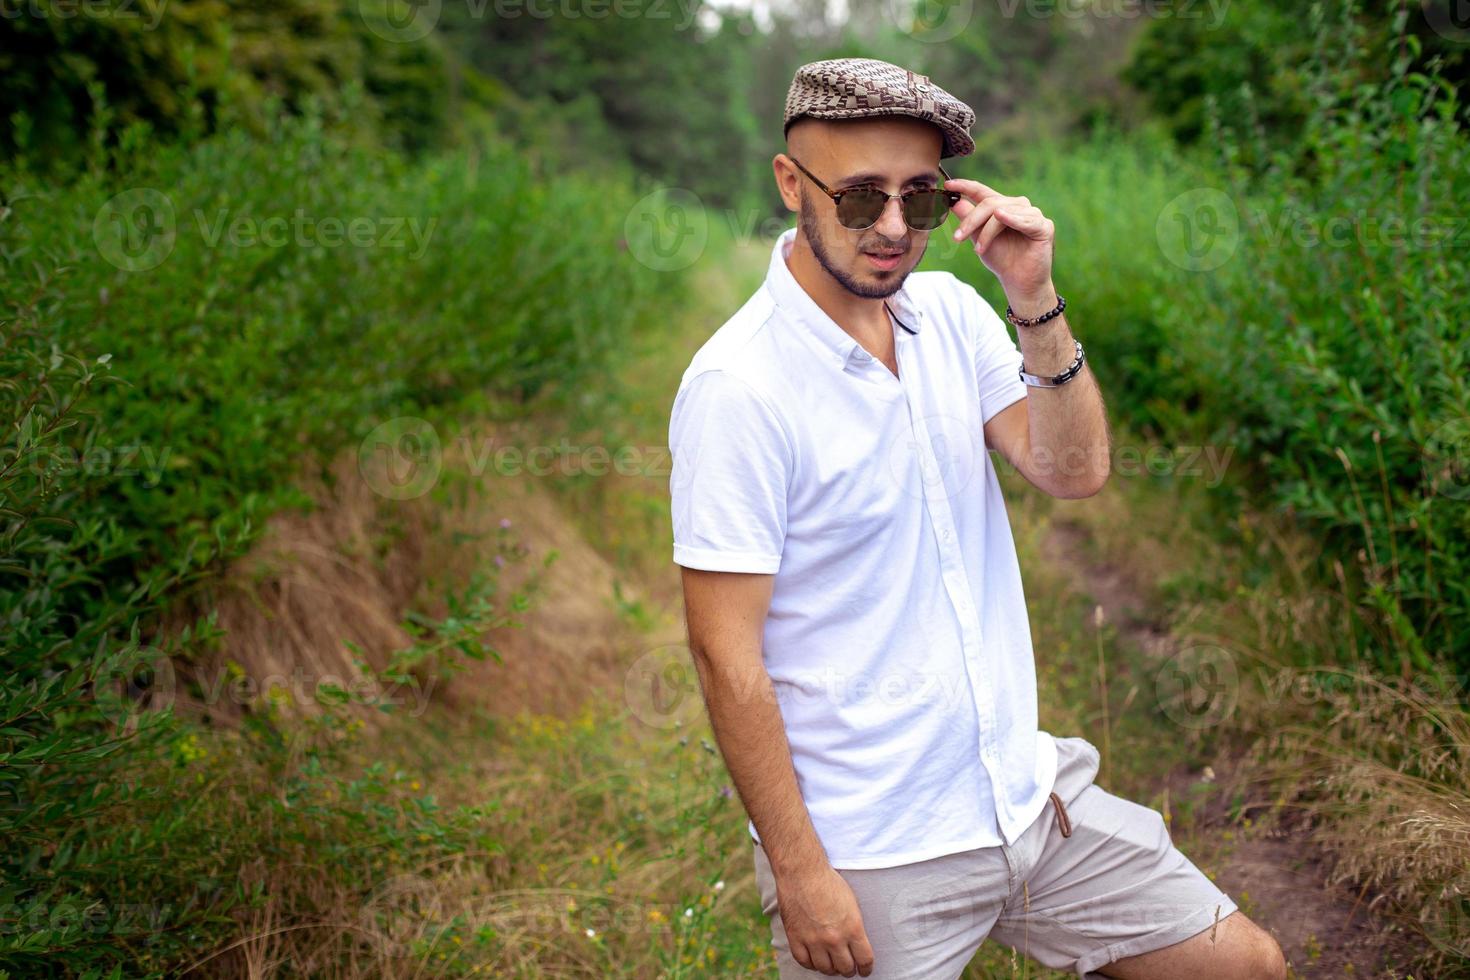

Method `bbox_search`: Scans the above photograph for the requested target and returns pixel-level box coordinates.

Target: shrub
[0,108,679,974]
[938,4,1470,675]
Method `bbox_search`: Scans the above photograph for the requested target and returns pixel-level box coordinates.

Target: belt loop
[1050,791,1073,838]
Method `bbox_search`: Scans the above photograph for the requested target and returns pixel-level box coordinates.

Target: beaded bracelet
[1019,339,1086,388]
[1005,294,1066,329]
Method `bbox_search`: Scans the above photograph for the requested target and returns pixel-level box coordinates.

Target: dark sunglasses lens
[903,191,952,231]
[836,189,887,229]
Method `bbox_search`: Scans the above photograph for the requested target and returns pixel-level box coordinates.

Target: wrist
[1003,281,1059,319]
[766,834,831,878]
[1006,291,1066,331]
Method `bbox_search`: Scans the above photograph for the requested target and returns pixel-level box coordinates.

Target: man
[667,58,1286,980]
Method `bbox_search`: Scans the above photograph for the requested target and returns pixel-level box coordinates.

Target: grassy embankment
[537,108,1470,976]
[7,54,1466,975]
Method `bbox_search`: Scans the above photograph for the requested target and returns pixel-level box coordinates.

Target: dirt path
[1040,516,1421,979]
[571,231,1430,977]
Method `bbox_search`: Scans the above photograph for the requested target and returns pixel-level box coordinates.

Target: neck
[786,233,893,343]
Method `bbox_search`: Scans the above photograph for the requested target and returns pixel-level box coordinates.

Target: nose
[873,194,909,239]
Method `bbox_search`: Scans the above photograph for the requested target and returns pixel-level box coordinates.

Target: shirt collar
[764,227,923,370]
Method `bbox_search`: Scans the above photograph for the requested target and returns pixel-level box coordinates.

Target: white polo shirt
[668,226,1058,870]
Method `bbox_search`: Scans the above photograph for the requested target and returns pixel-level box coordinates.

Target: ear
[772,155,801,214]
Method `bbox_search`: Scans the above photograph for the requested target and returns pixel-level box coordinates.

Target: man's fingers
[965,205,1055,256]
[942,177,1003,202]
[794,940,831,974]
[974,210,1008,254]
[952,199,999,242]
[953,197,1041,242]
[993,205,1051,239]
[950,196,975,221]
[851,934,877,977]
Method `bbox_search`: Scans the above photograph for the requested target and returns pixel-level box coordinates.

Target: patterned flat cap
[784,57,976,159]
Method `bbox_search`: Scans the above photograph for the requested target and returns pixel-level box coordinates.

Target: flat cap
[783,57,976,159]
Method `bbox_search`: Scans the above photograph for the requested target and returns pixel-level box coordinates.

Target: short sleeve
[668,369,792,573]
[963,282,1028,424]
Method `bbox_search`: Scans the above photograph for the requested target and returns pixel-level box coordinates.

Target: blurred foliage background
[3,0,1469,975]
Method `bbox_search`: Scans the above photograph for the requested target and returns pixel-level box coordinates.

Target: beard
[798,189,925,300]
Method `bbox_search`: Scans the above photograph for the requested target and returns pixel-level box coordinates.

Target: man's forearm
[689,648,829,877]
[1009,282,1111,497]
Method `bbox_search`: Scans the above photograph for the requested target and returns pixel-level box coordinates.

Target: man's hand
[946,179,1057,314]
[776,865,876,977]
[680,565,875,975]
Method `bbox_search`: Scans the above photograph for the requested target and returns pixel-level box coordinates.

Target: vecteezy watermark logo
[93,188,176,271]
[358,873,444,954]
[187,664,438,717]
[0,0,170,27]
[887,412,981,501]
[94,191,438,270]
[624,188,707,272]
[881,0,973,42]
[889,867,996,955]
[1243,205,1470,250]
[358,416,443,500]
[1156,188,1239,272]
[624,643,705,730]
[0,0,167,26]
[1153,643,1239,730]
[89,644,177,729]
[1424,417,1470,501]
[993,0,1230,29]
[194,209,437,257]
[30,442,173,487]
[1423,0,1470,42]
[356,0,441,42]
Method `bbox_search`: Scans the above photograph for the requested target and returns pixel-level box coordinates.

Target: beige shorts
[752,734,1239,979]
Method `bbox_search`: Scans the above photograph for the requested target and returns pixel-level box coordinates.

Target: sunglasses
[788,156,962,232]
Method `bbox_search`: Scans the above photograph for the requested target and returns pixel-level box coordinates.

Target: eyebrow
[836,169,941,189]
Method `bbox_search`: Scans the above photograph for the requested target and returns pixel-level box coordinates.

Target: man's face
[784,117,948,300]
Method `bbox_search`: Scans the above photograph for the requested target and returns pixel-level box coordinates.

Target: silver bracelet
[1018,339,1085,388]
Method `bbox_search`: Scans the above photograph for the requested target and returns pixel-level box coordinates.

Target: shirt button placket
[899,369,1001,805]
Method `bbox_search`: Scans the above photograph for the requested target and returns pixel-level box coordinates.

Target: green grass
[928,33,1470,677]
[0,109,684,977]
[6,10,1468,975]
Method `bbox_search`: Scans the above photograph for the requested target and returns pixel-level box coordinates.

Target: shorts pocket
[1052,735,1102,808]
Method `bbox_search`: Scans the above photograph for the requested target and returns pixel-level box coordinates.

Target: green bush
[0,323,186,977]
[1,109,680,974]
[1123,0,1470,150]
[939,5,1469,675]
[1179,10,1470,673]
[0,0,459,164]
[3,107,673,633]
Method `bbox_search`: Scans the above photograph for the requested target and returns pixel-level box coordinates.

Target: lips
[863,249,905,270]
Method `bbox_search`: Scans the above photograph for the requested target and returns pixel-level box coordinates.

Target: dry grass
[167,692,778,979]
[137,219,1466,975]
[1014,445,1470,976]
[1238,673,1470,971]
[158,417,647,729]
